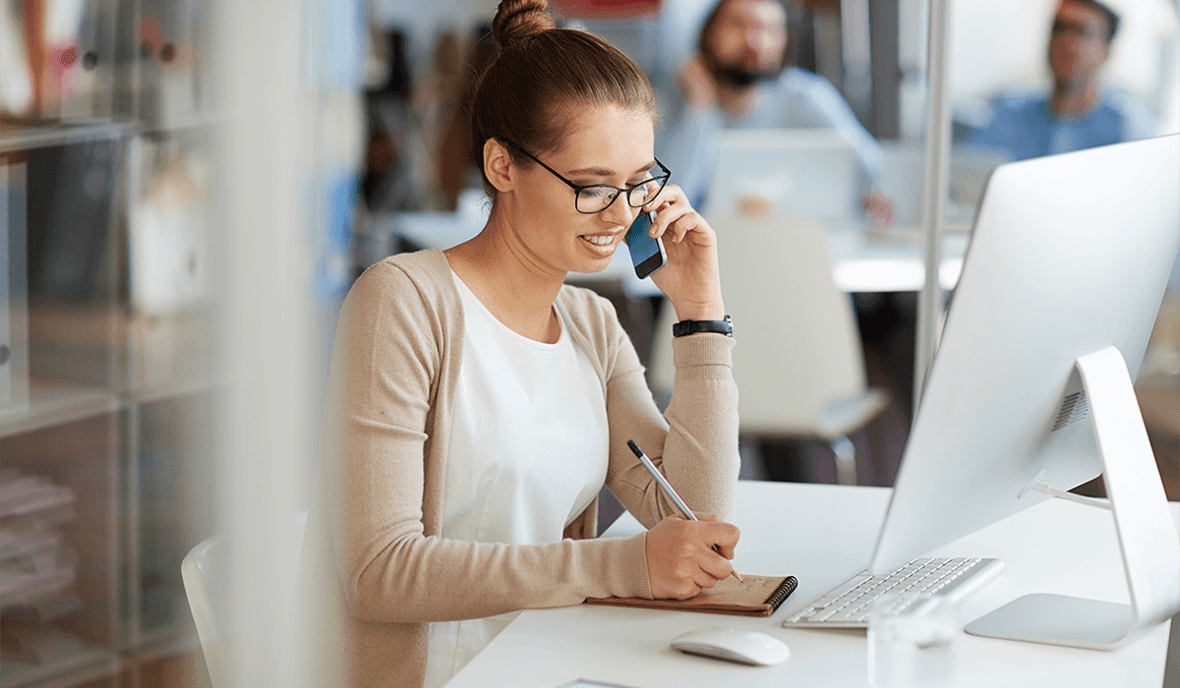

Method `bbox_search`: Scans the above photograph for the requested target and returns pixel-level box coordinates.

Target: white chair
[649,213,888,485]
[181,510,309,688]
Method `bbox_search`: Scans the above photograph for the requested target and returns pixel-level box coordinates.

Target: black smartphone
[624,211,666,279]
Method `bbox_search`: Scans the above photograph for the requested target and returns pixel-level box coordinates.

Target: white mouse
[670,627,791,666]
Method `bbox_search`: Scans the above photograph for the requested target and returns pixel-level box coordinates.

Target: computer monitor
[870,134,1180,649]
[704,128,861,222]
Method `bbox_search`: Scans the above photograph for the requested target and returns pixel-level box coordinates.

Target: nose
[601,192,636,228]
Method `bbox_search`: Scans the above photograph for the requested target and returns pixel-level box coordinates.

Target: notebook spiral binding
[764,575,799,611]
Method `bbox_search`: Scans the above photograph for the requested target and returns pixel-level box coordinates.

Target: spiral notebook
[585,575,798,617]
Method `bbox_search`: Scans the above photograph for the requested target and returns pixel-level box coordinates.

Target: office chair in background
[649,213,888,485]
[181,510,309,688]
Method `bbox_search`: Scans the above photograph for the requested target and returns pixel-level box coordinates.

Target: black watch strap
[672,314,733,338]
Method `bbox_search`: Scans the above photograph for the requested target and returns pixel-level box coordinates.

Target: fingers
[689,514,739,558]
[692,568,723,592]
[646,516,741,599]
[707,522,741,559]
[699,550,736,583]
[864,190,895,227]
[643,184,712,246]
[671,563,731,599]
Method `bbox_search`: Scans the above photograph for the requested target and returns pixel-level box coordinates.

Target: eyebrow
[566,160,658,179]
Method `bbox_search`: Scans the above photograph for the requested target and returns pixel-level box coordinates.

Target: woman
[304,1,741,686]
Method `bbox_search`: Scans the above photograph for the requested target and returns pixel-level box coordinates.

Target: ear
[483,138,515,194]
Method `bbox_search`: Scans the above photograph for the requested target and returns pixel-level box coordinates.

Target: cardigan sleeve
[320,260,655,626]
[555,287,740,527]
[602,329,741,528]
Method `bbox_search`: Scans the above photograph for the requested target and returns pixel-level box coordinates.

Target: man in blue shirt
[966,0,1156,161]
[656,0,892,224]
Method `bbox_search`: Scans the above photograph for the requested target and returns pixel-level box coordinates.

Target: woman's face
[508,104,658,276]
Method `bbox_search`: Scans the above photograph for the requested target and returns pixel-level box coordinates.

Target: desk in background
[444,481,1177,688]
[829,225,968,293]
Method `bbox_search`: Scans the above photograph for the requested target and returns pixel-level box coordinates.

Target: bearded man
[656,0,891,222]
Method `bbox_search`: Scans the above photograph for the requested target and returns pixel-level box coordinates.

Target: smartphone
[624,211,666,279]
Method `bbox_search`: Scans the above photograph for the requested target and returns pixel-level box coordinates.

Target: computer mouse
[669,627,791,666]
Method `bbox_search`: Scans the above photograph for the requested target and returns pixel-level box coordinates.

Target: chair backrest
[181,510,309,688]
[649,213,869,436]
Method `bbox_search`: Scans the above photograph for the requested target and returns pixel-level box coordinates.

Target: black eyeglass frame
[1050,18,1107,42]
[500,138,672,214]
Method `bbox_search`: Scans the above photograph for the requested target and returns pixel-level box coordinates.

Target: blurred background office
[0,0,1176,687]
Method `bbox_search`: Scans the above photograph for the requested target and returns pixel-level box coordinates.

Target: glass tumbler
[867,593,960,688]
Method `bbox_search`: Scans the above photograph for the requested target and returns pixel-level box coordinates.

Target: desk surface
[828,225,968,292]
[444,481,1178,688]
[366,212,969,296]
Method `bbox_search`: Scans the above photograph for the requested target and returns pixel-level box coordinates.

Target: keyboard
[781,557,1004,629]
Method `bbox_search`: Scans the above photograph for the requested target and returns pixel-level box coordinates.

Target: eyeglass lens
[1051,19,1099,40]
[576,178,665,213]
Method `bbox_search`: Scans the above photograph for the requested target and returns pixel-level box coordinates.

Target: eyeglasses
[1051,18,1105,42]
[501,138,671,214]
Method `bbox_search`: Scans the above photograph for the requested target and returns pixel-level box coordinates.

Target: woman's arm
[602,325,740,527]
[320,261,653,625]
[570,193,738,528]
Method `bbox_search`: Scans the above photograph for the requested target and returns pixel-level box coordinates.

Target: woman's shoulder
[344,249,458,321]
[351,249,451,296]
[365,248,450,281]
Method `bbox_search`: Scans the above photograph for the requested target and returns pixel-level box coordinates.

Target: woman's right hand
[644,514,740,599]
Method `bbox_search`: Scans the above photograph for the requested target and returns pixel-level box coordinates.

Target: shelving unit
[2,0,217,685]
[0,649,120,688]
[0,384,120,438]
[0,123,138,156]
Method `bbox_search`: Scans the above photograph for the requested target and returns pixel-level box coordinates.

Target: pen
[626,439,743,584]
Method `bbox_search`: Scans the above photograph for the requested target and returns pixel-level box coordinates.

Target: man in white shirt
[656,0,892,223]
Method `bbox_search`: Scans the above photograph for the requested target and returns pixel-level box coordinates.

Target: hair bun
[492,0,557,48]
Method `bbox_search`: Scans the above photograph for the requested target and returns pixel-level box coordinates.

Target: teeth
[583,235,613,246]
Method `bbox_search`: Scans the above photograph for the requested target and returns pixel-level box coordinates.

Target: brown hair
[1061,0,1120,43]
[469,0,658,196]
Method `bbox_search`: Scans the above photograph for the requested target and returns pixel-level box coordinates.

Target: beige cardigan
[302,249,739,687]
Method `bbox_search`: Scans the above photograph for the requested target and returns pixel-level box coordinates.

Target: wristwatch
[672,314,733,338]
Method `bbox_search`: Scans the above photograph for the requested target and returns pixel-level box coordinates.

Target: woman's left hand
[643,184,726,322]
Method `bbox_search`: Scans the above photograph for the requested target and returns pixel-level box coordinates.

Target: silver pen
[627,439,743,583]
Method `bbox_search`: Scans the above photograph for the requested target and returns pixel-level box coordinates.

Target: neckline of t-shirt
[450,268,566,351]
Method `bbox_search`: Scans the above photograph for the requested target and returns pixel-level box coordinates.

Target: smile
[581,234,617,246]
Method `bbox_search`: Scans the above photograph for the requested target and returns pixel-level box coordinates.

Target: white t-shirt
[423,271,610,688]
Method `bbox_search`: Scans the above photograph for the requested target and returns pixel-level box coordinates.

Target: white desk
[827,225,968,293]
[362,212,969,296]
[444,481,1178,688]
